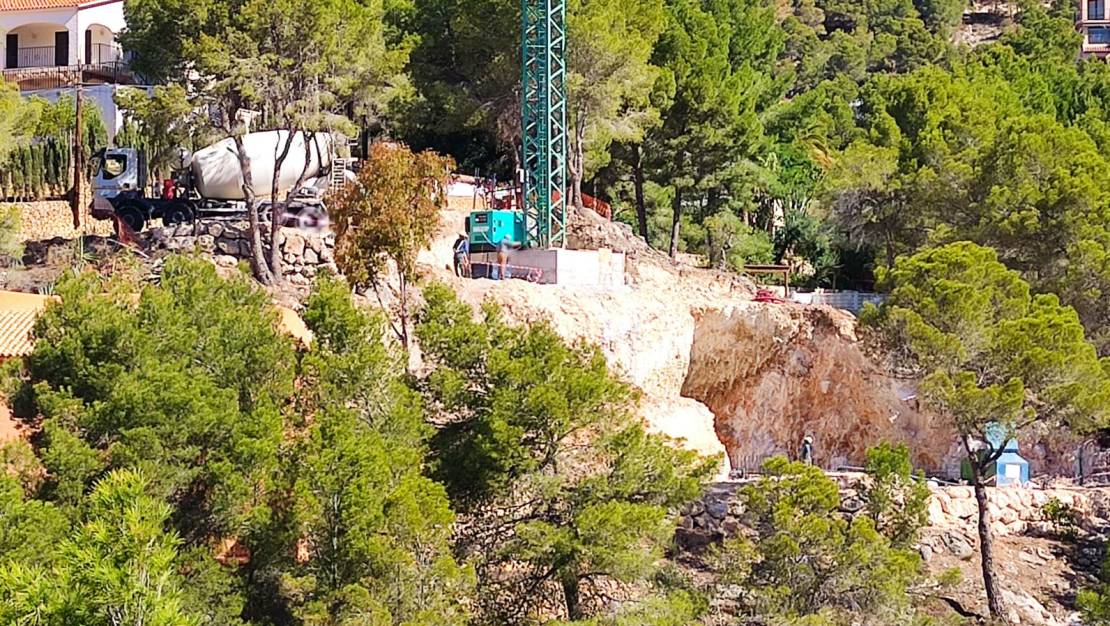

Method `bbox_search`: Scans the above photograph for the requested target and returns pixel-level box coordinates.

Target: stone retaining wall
[146,219,338,285]
[3,201,113,242]
[928,485,1107,537]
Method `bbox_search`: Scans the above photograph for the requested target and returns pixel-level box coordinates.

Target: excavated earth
[420,201,969,476]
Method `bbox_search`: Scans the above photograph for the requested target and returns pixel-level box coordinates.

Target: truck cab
[91,147,194,232]
[91,147,145,200]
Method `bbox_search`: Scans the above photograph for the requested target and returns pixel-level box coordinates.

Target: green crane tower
[521,0,568,249]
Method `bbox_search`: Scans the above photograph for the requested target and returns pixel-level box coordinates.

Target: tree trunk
[632,144,648,241]
[268,132,298,282]
[233,134,274,285]
[972,461,1007,622]
[571,121,586,212]
[398,270,410,352]
[561,574,582,622]
[669,186,682,261]
[271,132,317,282]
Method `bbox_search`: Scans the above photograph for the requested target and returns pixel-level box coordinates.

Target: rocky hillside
[419,201,969,477]
[680,478,1110,625]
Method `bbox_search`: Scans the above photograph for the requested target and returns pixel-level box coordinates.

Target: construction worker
[453,233,471,278]
[800,435,814,465]
[496,235,513,280]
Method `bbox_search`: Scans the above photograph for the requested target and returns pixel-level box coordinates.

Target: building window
[1092,26,1110,44]
[1091,0,1106,21]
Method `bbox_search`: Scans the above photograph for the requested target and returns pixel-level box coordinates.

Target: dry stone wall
[3,201,113,242]
[928,485,1108,537]
[146,219,338,284]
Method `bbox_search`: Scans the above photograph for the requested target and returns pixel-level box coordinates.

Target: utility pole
[71,63,83,229]
[521,0,567,249]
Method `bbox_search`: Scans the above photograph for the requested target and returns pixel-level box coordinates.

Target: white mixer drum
[190,130,332,200]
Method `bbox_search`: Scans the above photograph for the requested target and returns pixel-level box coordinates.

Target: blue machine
[469,210,525,253]
[986,427,1031,486]
[963,425,1031,486]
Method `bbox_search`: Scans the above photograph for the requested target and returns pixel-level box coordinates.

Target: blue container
[960,424,1032,486]
[469,210,525,252]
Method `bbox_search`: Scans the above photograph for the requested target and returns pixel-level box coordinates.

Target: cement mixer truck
[91,131,347,232]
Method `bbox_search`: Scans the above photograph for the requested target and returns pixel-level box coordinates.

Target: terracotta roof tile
[0,310,38,358]
[0,291,53,359]
[0,0,81,10]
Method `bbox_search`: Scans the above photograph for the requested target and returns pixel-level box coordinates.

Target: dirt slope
[422,201,958,475]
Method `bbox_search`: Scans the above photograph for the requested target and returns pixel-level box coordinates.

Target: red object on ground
[113,213,139,247]
[548,189,613,219]
[581,192,612,219]
[162,179,176,200]
[754,289,786,304]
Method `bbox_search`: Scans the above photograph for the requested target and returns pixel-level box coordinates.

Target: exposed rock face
[682,303,958,472]
[428,200,967,476]
[428,199,1084,479]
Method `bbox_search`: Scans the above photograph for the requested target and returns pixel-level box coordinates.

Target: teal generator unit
[469,210,525,252]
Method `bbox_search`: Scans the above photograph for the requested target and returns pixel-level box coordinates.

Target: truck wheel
[163,204,194,226]
[117,206,146,233]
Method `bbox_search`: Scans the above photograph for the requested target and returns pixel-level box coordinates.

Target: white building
[1082,0,1110,56]
[1,0,132,137]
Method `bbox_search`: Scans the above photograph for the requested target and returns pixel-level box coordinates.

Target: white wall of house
[1,0,125,68]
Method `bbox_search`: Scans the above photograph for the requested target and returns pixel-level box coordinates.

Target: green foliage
[1041,497,1080,540]
[416,282,717,622]
[23,258,294,531]
[865,242,1110,440]
[0,204,23,264]
[0,469,196,626]
[936,567,963,588]
[0,83,40,169]
[705,211,774,270]
[282,277,473,625]
[4,260,485,625]
[0,94,106,201]
[774,208,839,286]
[114,85,201,185]
[713,457,928,624]
[332,143,454,347]
[1079,552,1110,625]
[551,590,705,626]
[122,0,411,133]
[865,241,1110,618]
[566,0,666,199]
[861,443,929,547]
[646,0,783,258]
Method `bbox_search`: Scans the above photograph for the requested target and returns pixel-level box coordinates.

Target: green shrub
[1042,497,1081,539]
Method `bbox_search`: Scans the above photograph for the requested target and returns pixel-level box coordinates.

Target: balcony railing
[87,43,123,66]
[2,60,133,91]
[4,43,125,70]
[7,45,59,69]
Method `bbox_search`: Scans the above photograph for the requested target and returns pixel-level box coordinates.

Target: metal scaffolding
[521,0,567,249]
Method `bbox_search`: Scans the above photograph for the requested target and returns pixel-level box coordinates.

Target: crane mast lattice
[521,0,567,248]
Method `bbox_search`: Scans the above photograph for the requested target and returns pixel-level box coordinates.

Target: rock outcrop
[426,202,961,476]
[680,477,1110,625]
[682,303,959,473]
